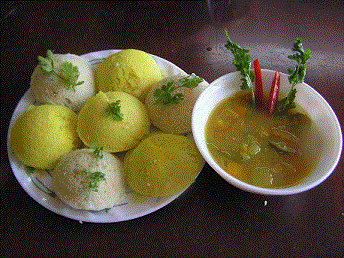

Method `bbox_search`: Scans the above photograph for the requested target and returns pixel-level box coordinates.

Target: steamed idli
[52,148,126,211]
[124,133,204,197]
[30,52,96,112]
[77,91,150,153]
[145,73,209,134]
[95,49,163,101]
[10,104,81,170]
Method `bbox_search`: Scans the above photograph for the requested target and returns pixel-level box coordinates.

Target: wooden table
[2,1,343,257]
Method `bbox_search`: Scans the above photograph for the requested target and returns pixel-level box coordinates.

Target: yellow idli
[145,73,209,134]
[77,91,150,153]
[10,104,81,170]
[95,49,163,101]
[52,148,126,211]
[30,52,96,112]
[124,133,204,197]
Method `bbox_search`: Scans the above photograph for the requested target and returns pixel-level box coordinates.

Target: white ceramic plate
[7,49,204,223]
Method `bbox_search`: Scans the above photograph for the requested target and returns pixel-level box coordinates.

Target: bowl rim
[192,69,343,195]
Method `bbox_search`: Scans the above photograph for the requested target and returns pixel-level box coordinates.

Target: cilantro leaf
[37,50,84,91]
[276,38,311,115]
[153,74,204,105]
[92,144,104,161]
[88,171,106,192]
[224,29,255,106]
[60,62,84,91]
[37,50,54,74]
[105,100,124,121]
[81,145,106,193]
[82,169,106,193]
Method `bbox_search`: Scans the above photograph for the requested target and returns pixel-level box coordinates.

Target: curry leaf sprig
[37,50,84,91]
[225,29,255,106]
[153,74,204,105]
[82,145,106,193]
[276,38,311,115]
[105,100,124,121]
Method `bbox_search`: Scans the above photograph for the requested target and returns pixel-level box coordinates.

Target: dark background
[1,1,343,257]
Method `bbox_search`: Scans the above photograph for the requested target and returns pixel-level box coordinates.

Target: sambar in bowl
[192,70,342,195]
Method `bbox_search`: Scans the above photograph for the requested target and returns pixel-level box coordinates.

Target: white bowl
[192,69,342,195]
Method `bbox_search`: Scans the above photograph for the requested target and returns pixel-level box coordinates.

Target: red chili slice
[253,59,264,111]
[268,70,280,116]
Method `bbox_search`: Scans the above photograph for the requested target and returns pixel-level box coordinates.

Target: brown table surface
[1,1,343,257]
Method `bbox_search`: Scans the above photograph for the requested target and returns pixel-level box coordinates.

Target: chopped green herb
[224,29,255,106]
[82,169,106,193]
[37,49,84,91]
[82,144,106,193]
[25,165,35,175]
[37,50,54,73]
[92,144,104,161]
[105,100,123,121]
[153,74,204,105]
[276,38,311,115]
[60,62,84,90]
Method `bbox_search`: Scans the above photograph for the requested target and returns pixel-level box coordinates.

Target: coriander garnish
[153,74,204,105]
[276,38,311,115]
[225,29,255,107]
[82,145,106,193]
[82,170,106,193]
[105,100,124,121]
[37,49,84,91]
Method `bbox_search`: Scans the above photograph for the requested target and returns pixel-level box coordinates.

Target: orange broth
[205,90,317,188]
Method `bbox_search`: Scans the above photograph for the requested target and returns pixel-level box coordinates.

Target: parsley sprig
[37,50,84,91]
[225,29,255,106]
[82,145,106,193]
[105,100,124,121]
[153,74,204,105]
[276,38,311,115]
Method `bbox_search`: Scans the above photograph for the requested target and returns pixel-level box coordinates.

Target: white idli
[30,52,96,112]
[145,73,209,134]
[52,148,126,211]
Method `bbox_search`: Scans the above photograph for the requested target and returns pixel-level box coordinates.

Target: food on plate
[30,50,96,112]
[145,73,209,134]
[205,32,315,188]
[10,104,81,170]
[52,147,126,211]
[95,49,163,101]
[124,133,204,197]
[77,91,150,153]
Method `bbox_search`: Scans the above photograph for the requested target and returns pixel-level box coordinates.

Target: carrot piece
[225,161,243,179]
[268,70,280,116]
[253,59,264,111]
